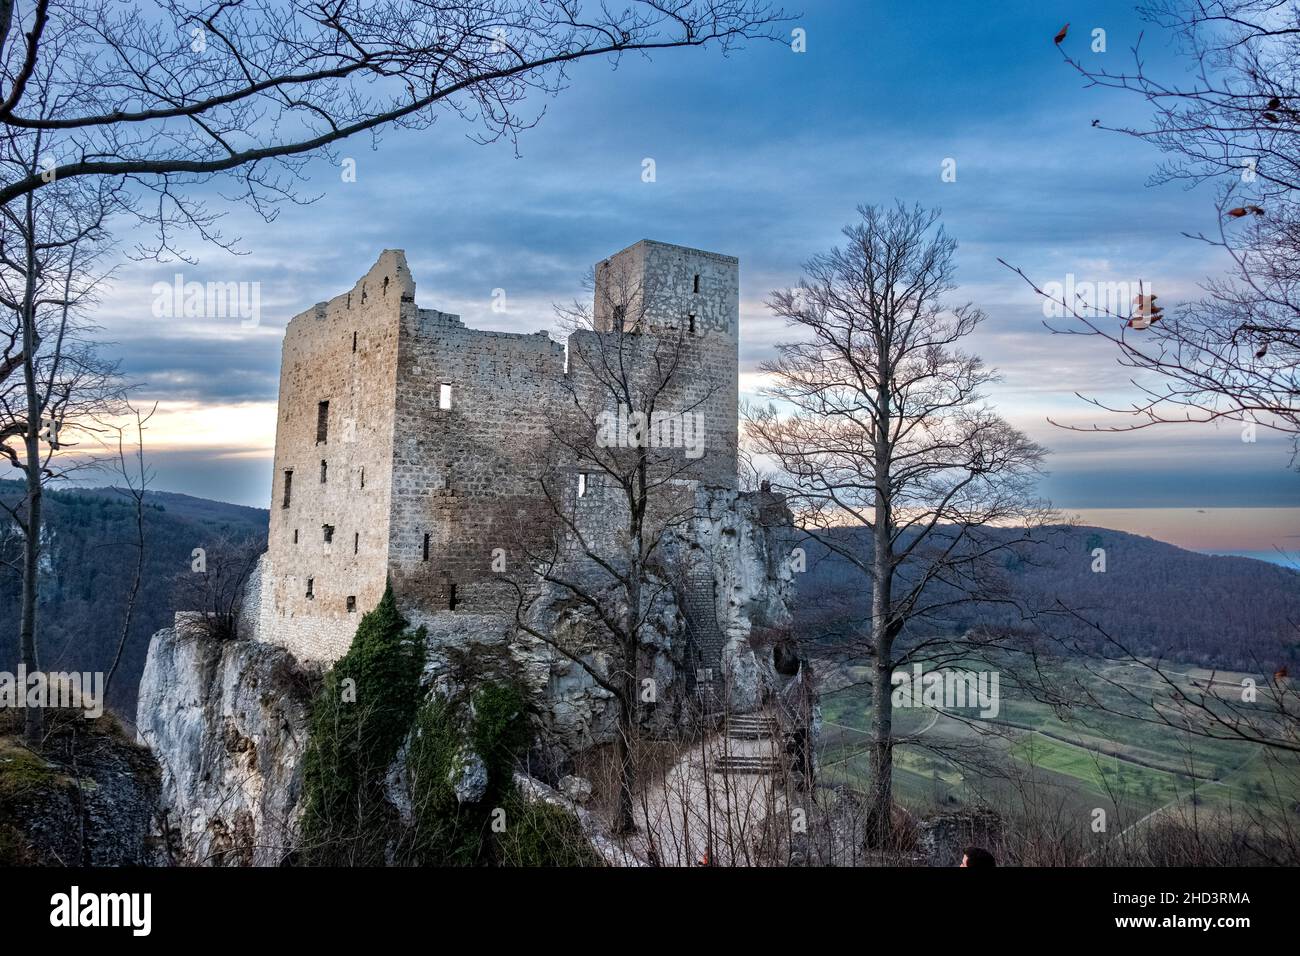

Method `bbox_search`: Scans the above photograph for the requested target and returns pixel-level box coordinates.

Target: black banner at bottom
[0,865,1282,942]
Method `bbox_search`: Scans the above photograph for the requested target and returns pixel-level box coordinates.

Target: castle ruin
[246,240,796,760]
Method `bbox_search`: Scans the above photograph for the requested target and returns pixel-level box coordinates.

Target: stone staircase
[678,565,787,776]
[684,566,725,667]
[725,713,778,741]
[709,713,784,776]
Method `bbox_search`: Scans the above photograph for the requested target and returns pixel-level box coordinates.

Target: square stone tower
[260,250,412,661]
[592,240,739,488]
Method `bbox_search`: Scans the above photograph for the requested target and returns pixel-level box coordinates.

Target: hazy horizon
[34,476,1299,567]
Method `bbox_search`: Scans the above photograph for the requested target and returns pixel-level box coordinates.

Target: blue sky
[85,0,1298,555]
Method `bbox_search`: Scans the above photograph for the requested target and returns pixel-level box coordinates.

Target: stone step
[726,717,778,730]
[724,710,779,740]
[709,754,784,775]
[726,728,776,740]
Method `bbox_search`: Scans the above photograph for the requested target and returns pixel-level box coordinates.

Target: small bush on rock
[299,583,425,864]
[403,683,601,867]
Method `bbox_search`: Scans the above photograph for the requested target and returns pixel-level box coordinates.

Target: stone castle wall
[388,307,566,616]
[257,251,408,661]
[256,240,746,667]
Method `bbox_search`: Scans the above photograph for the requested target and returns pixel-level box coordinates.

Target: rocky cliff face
[136,487,798,859]
[691,486,797,710]
[403,485,798,776]
[0,710,160,866]
[136,623,318,865]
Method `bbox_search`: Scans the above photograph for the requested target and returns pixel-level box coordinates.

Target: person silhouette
[960,846,996,868]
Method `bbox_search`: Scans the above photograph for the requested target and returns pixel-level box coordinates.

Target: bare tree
[171,531,264,641]
[506,261,723,834]
[0,69,124,744]
[1020,0,1300,451]
[747,203,1052,848]
[99,399,157,699]
[0,0,786,256]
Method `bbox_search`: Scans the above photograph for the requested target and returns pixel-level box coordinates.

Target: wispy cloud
[70,0,1297,556]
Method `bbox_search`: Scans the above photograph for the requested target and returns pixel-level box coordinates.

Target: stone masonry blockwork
[258,240,744,664]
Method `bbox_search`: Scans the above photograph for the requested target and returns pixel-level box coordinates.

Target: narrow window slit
[317,400,329,443]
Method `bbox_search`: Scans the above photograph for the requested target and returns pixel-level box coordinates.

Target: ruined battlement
[259,241,742,663]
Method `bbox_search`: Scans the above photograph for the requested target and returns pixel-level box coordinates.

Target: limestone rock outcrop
[136,623,318,866]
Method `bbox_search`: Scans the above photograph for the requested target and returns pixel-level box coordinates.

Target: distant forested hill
[3,481,1296,718]
[795,525,1300,673]
[0,481,268,716]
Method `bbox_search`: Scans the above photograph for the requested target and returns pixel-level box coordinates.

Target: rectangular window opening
[688,314,696,335]
[693,274,700,293]
[323,524,334,544]
[282,470,293,508]
[422,532,430,561]
[351,331,357,353]
[293,529,299,544]
[306,578,314,600]
[577,473,589,498]
[439,382,452,410]
[353,532,359,555]
[360,467,365,489]
[320,459,328,483]
[317,400,329,443]
[347,595,357,613]
[448,582,458,611]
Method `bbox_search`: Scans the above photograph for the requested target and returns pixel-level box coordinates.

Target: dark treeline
[795,524,1300,674]
[0,481,267,716]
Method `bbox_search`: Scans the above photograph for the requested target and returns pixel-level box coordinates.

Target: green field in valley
[816,656,1298,837]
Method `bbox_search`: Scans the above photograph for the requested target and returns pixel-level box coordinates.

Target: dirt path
[625,723,785,866]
